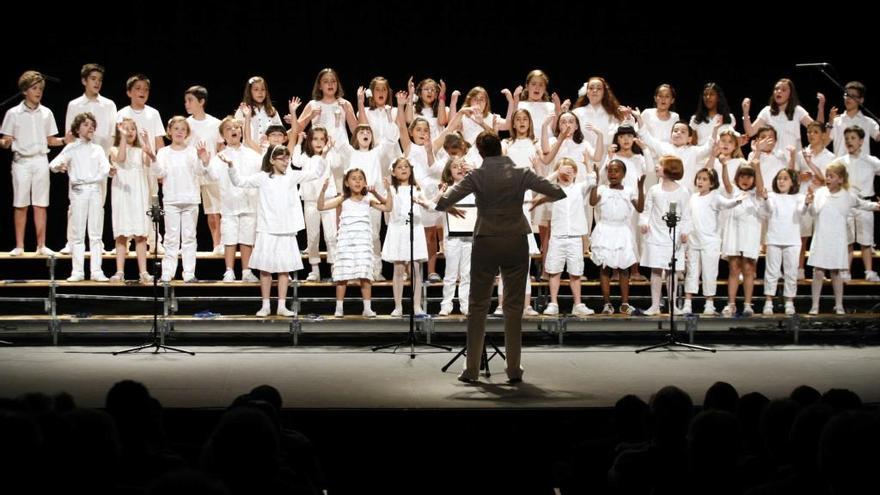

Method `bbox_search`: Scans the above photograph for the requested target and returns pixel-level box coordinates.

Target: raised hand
[395,91,408,106]
[196,141,209,164]
[513,85,523,101]
[439,79,447,100]
[357,86,365,104]
[407,76,415,98]
[560,99,571,112]
[741,97,751,115]
[382,176,391,189]
[501,88,513,102]
[829,106,839,122]
[551,92,561,107]
[289,96,302,114]
[238,102,252,118]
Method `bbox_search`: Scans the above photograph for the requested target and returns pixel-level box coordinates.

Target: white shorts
[201,183,222,215]
[12,156,50,207]
[545,236,584,276]
[221,213,256,246]
[847,208,874,246]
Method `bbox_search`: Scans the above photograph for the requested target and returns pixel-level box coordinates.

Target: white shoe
[721,304,735,317]
[702,303,718,316]
[222,270,236,282]
[305,271,320,282]
[90,272,109,282]
[797,268,806,281]
[242,271,259,283]
[427,272,442,283]
[672,305,686,316]
[523,306,539,316]
[542,303,559,316]
[784,302,796,315]
[601,303,615,315]
[256,306,271,317]
[681,302,693,315]
[66,273,85,282]
[334,306,345,318]
[572,303,594,316]
[212,245,224,255]
[139,272,154,284]
[763,301,774,315]
[362,308,377,318]
[742,304,754,317]
[390,307,403,317]
[619,303,636,315]
[36,246,56,256]
[183,275,198,283]
[277,306,295,317]
[110,271,125,282]
[8,247,24,256]
[840,270,851,282]
[865,271,880,282]
[643,305,662,316]
[59,244,71,255]
[438,306,452,316]
[808,306,819,315]
[833,306,846,315]
[493,305,504,316]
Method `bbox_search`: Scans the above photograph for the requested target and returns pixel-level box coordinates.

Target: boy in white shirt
[184,85,223,254]
[840,126,880,281]
[540,158,596,316]
[0,71,66,256]
[830,81,880,158]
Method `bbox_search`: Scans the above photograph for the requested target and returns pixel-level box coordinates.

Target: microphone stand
[636,207,715,354]
[114,199,194,355]
[803,63,880,122]
[372,183,450,358]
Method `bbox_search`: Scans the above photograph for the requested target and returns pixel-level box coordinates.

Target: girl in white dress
[571,76,625,149]
[796,122,836,279]
[109,119,155,283]
[590,160,645,315]
[234,76,283,145]
[690,82,738,146]
[514,69,561,144]
[382,157,434,316]
[719,157,760,316]
[226,145,325,317]
[298,68,357,144]
[806,163,880,314]
[407,77,448,139]
[319,169,393,318]
[640,84,680,172]
[639,156,691,316]
[743,78,815,154]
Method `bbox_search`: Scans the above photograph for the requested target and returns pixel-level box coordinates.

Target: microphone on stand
[795,62,829,68]
[663,200,679,228]
[147,194,163,219]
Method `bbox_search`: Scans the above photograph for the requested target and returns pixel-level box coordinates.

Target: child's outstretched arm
[317,178,344,211]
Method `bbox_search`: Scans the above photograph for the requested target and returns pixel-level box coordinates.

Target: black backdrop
[2,0,875,256]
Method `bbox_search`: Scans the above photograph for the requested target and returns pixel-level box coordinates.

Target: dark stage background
[2,1,875,256]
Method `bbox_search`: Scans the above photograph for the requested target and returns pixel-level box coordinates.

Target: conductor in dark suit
[435,131,566,383]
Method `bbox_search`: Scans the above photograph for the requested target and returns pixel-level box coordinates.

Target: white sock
[336,300,344,311]
[261,298,270,309]
[363,300,372,311]
[277,297,286,308]
[311,264,320,274]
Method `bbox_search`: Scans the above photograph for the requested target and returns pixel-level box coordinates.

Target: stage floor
[2,343,878,409]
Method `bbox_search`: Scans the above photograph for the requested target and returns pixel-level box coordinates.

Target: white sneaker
[742,304,754,317]
[784,302,796,315]
[390,307,403,317]
[334,306,345,317]
[523,306,539,316]
[256,306,271,317]
[797,268,806,281]
[305,271,320,282]
[212,245,224,255]
[90,272,109,282]
[493,305,504,316]
[242,271,259,283]
[601,303,615,315]
[840,270,851,282]
[808,306,819,315]
[681,302,693,315]
[183,274,198,283]
[277,305,295,317]
[721,304,735,317]
[619,303,636,315]
[542,303,559,315]
[8,247,24,256]
[438,306,452,316]
[110,271,125,282]
[672,305,686,316]
[763,300,774,315]
[833,306,846,315]
[67,273,84,282]
[362,308,377,318]
[59,244,71,255]
[703,302,718,316]
[139,272,154,284]
[643,305,662,316]
[36,246,56,256]
[222,270,236,282]
[572,303,595,316]
[865,271,880,282]
[427,272,442,283]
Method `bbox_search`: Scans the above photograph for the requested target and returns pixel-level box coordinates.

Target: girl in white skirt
[109,119,155,283]
[225,145,326,317]
[590,160,645,315]
[319,169,393,318]
[719,157,760,316]
[382,157,434,316]
[806,162,880,314]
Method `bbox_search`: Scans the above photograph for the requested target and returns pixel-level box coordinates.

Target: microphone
[147,194,163,219]
[669,201,677,217]
[151,194,160,208]
[795,63,829,68]
[663,200,679,228]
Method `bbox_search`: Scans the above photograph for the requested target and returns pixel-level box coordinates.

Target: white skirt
[591,222,637,269]
[382,223,428,262]
[333,217,374,281]
[248,232,303,274]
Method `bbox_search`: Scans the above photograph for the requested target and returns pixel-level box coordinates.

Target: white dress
[382,185,428,262]
[591,186,638,269]
[721,186,761,260]
[808,187,877,269]
[110,147,150,238]
[640,184,691,270]
[333,197,375,281]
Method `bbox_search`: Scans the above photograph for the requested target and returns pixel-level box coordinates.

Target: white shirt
[763,192,806,246]
[689,190,739,248]
[639,130,714,192]
[795,147,835,194]
[689,114,737,146]
[756,105,809,153]
[461,113,499,144]
[292,152,338,201]
[306,100,348,142]
[831,111,880,157]
[517,101,555,143]
[1,101,58,159]
[362,106,400,145]
[340,140,398,196]
[117,105,165,148]
[551,180,595,236]
[641,108,680,144]
[229,163,325,235]
[49,139,110,194]
[65,94,117,152]
[572,103,619,149]
[206,145,262,216]
[600,153,646,191]
[153,146,205,205]
[840,153,880,197]
[503,137,543,171]
[641,184,692,244]
[234,105,282,144]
